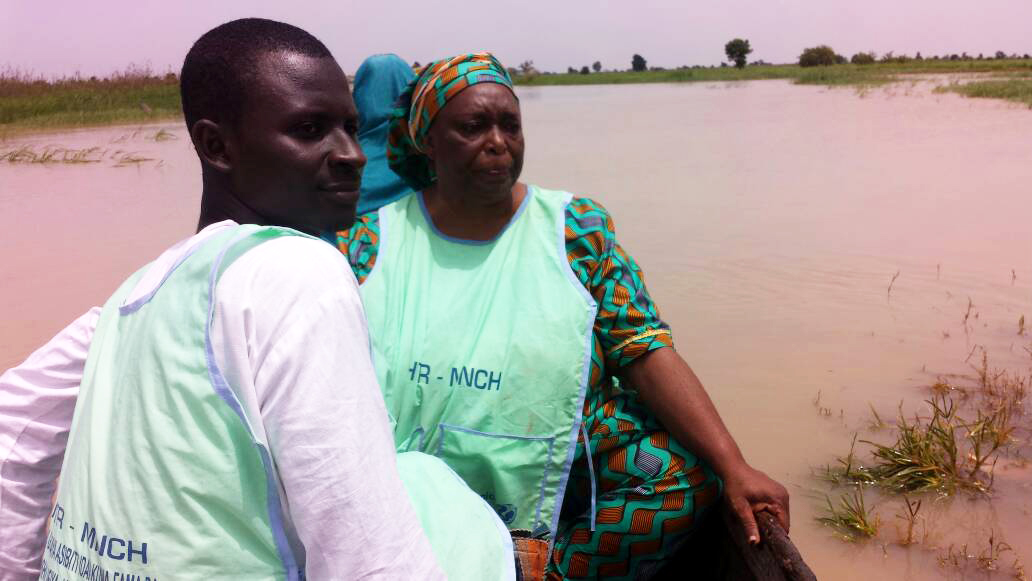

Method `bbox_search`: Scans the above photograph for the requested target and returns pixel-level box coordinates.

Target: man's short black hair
[180,18,333,131]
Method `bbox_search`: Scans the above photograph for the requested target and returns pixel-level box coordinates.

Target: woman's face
[424,83,524,204]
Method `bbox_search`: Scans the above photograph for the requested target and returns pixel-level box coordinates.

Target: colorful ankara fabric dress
[338,195,721,580]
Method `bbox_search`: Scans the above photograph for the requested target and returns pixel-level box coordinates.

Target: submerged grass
[817,485,879,541]
[822,351,1026,496]
[935,78,1032,108]
[1,144,157,167]
[815,344,1030,555]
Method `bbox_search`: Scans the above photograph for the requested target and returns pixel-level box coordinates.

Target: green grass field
[0,72,181,135]
[3,59,1032,134]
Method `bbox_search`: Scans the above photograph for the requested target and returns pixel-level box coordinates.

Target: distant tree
[724,38,752,69]
[977,53,984,60]
[1024,54,1031,60]
[631,54,647,72]
[915,51,923,60]
[995,50,1007,60]
[850,52,876,65]
[592,61,602,73]
[720,62,728,67]
[567,66,577,74]
[519,60,536,75]
[834,53,848,64]
[580,65,590,74]
[879,51,895,63]
[798,45,838,67]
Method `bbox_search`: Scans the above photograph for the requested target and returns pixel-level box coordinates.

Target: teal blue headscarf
[354,54,417,215]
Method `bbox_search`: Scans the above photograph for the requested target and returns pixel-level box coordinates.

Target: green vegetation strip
[4,59,1032,133]
[936,79,1032,108]
[1,75,181,134]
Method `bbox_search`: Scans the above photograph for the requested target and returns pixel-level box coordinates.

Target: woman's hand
[627,348,791,544]
[721,463,790,544]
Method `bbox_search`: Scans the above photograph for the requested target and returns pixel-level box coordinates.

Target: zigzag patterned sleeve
[565,197,673,371]
[335,212,381,285]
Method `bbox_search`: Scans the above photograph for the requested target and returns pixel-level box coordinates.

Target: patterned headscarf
[387,52,515,191]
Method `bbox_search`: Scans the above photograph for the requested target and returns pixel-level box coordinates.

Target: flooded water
[2,78,1031,578]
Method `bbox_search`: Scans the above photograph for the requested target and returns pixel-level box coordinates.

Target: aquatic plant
[0,144,157,167]
[817,485,879,541]
[150,128,177,142]
[893,496,922,545]
[1,145,104,164]
[825,389,1019,496]
[937,531,1021,576]
[110,150,154,166]
[935,78,1032,108]
[862,396,965,493]
[886,270,900,299]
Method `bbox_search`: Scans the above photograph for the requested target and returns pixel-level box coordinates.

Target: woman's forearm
[624,347,748,476]
[624,346,791,539]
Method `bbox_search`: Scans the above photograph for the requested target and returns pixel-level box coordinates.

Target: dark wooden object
[654,500,816,580]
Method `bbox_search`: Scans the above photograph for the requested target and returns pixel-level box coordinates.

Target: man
[0,18,512,581]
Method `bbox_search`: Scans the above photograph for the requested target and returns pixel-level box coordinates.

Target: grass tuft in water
[1,145,104,164]
[817,485,879,541]
[1,144,158,167]
[894,496,922,545]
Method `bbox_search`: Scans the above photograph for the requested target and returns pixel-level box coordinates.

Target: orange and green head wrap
[387,52,515,191]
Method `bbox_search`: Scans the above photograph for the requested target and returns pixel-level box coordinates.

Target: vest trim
[118,239,208,315]
[549,190,600,548]
[416,186,535,246]
[202,228,301,580]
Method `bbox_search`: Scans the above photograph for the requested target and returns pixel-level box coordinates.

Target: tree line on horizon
[506,39,1032,76]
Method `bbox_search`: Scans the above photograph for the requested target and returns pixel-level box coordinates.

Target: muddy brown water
[2,79,1030,579]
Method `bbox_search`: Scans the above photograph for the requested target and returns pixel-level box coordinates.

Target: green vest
[42,225,306,581]
[43,224,513,581]
[360,187,598,539]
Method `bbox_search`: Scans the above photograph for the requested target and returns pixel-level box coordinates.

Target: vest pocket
[435,423,555,531]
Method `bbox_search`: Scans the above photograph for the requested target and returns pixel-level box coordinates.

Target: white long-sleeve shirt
[0,221,444,580]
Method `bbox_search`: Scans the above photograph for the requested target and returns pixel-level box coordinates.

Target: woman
[353,54,417,215]
[338,53,789,580]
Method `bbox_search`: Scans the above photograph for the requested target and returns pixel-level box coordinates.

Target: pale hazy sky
[3,0,1031,78]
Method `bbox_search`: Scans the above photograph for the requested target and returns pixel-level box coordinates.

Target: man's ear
[190,119,233,173]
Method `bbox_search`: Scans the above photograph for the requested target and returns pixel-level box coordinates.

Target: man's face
[227,51,366,235]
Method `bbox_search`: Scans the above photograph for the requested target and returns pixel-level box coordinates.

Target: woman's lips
[478,167,512,181]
